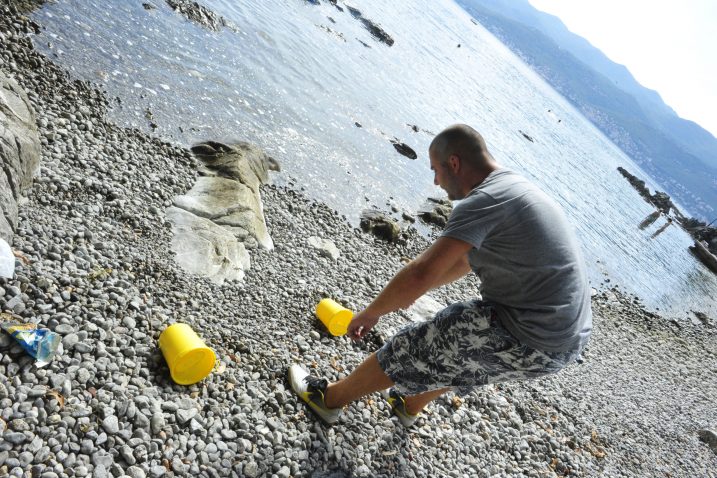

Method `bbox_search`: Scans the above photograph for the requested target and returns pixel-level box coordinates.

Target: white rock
[0,237,14,278]
[407,294,445,322]
[166,206,250,284]
[307,236,341,261]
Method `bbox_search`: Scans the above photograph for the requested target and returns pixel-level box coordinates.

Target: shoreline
[1,3,717,478]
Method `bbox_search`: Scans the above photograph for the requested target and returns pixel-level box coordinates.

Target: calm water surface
[30,0,717,318]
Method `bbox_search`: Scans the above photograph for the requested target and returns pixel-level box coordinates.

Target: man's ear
[449,154,460,172]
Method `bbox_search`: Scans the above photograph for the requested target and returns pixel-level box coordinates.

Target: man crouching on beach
[289,124,592,426]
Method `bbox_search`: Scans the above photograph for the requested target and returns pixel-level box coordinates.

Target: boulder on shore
[360,209,401,243]
[168,141,279,283]
[0,72,41,242]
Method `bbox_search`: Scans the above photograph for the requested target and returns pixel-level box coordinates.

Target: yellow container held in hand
[316,298,354,336]
[159,323,216,385]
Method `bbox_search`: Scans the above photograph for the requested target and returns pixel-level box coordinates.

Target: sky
[528,0,717,137]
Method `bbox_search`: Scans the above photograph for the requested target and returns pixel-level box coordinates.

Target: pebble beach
[1,3,717,477]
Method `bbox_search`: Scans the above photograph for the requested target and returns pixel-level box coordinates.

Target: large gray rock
[173,176,272,249]
[0,72,40,242]
[166,206,250,284]
[168,141,278,283]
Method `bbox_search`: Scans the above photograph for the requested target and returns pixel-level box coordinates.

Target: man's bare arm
[348,237,474,339]
[429,252,471,289]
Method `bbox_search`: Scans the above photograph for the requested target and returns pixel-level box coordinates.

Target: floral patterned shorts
[377,299,583,396]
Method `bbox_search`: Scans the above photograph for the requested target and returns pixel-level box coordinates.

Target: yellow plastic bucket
[316,298,354,336]
[158,323,216,385]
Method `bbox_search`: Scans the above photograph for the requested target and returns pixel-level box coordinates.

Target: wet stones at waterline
[417,197,453,228]
[360,209,401,243]
[167,141,279,284]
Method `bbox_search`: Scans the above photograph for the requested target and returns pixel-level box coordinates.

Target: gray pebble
[126,466,147,478]
[3,432,27,445]
[176,408,197,425]
[101,416,119,435]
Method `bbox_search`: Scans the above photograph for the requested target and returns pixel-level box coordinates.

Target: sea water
[30,0,717,318]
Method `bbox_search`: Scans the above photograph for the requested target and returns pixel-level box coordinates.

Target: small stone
[55,324,74,334]
[120,445,136,465]
[74,343,93,353]
[149,465,166,477]
[92,452,113,468]
[150,413,165,434]
[243,461,258,478]
[126,465,146,478]
[95,465,110,478]
[62,333,79,349]
[188,418,203,433]
[176,408,197,425]
[101,416,119,435]
[3,432,27,445]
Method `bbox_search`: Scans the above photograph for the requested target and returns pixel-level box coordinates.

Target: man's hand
[346,237,473,341]
[347,310,380,341]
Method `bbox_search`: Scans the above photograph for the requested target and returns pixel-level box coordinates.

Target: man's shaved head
[429,124,493,170]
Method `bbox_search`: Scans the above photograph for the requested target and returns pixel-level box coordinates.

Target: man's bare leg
[404,387,451,415]
[324,353,394,409]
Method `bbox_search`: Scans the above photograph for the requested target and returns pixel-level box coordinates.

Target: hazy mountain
[457,0,717,219]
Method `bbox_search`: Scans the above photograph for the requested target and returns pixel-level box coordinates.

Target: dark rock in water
[143,2,157,10]
[418,197,453,228]
[360,18,394,46]
[305,1,392,45]
[694,311,710,325]
[401,212,416,223]
[617,167,677,215]
[408,124,420,133]
[519,130,534,143]
[680,217,717,254]
[391,140,417,159]
[346,5,362,18]
[360,210,401,243]
[357,39,371,48]
[354,122,362,128]
[165,0,238,33]
[651,192,674,215]
[698,429,717,453]
[345,5,394,46]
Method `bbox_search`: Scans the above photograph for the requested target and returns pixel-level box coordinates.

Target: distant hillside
[457,0,717,220]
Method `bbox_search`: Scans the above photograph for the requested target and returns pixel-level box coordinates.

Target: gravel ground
[1,3,717,477]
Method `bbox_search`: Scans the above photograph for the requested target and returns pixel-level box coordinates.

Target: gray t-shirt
[441,168,592,352]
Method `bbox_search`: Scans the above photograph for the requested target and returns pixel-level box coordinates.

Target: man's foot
[288,364,342,425]
[383,388,419,427]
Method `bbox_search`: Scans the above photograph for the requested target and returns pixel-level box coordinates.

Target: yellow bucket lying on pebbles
[316,298,354,336]
[159,323,216,385]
